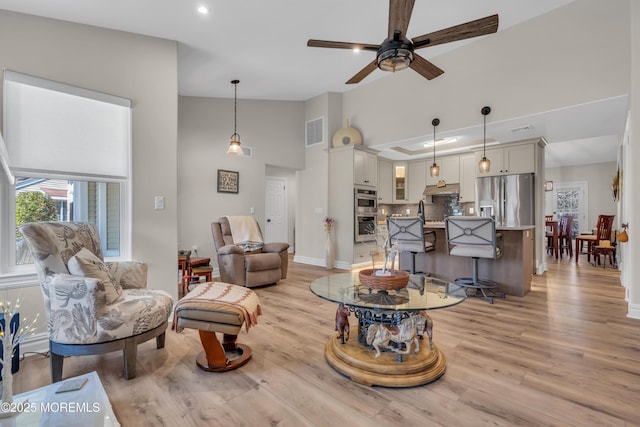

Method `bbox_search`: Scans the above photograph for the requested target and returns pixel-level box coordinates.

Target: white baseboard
[293,255,325,267]
[628,302,640,319]
[536,262,548,275]
[18,332,49,357]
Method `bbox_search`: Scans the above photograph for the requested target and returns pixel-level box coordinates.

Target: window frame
[0,71,132,288]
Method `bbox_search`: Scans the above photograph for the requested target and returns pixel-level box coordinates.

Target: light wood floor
[14,255,640,426]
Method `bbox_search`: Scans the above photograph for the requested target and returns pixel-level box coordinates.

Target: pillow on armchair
[68,247,123,304]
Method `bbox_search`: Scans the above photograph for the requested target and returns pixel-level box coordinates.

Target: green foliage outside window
[15,191,58,237]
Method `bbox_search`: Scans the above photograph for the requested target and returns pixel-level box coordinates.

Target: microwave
[355,187,377,213]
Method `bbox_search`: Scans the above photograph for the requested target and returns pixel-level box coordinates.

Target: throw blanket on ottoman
[173,281,262,333]
[225,215,264,252]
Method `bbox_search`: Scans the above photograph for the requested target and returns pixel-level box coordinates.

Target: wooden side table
[178,255,211,296]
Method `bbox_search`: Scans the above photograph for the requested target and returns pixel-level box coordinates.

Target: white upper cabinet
[459,153,477,202]
[377,159,393,204]
[475,143,535,177]
[354,149,377,187]
[407,161,426,204]
[393,162,408,203]
[425,155,460,186]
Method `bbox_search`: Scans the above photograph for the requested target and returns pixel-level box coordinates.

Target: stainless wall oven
[355,214,377,242]
[354,187,377,242]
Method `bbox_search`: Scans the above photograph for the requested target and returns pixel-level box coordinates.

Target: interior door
[265,177,287,245]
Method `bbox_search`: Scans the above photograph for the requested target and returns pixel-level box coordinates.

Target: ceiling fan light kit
[307,0,498,84]
[430,117,440,177]
[226,79,244,157]
[479,106,491,173]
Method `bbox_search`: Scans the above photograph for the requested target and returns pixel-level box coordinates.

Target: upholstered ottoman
[174,281,262,372]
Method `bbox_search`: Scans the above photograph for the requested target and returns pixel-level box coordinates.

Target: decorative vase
[325,233,335,269]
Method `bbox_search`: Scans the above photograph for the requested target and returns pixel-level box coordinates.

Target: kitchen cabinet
[393,163,408,203]
[354,149,377,187]
[459,153,477,202]
[377,159,393,204]
[425,155,460,186]
[407,161,426,203]
[475,143,535,177]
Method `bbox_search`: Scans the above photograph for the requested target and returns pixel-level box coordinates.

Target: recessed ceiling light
[423,136,457,147]
[197,6,208,14]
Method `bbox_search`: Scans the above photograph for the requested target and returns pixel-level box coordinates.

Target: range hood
[423,182,460,196]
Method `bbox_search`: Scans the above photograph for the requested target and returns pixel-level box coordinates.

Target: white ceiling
[0,0,627,167]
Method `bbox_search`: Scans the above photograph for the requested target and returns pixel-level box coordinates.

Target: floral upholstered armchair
[19,221,173,382]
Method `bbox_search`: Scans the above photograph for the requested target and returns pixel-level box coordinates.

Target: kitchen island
[397,222,535,297]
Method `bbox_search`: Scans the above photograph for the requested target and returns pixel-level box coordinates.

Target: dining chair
[558,215,574,258]
[574,214,615,263]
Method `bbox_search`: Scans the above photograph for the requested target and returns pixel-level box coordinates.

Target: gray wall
[545,162,618,232]
[0,10,178,336]
[177,96,304,266]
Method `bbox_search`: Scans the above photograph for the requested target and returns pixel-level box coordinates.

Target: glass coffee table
[310,271,466,387]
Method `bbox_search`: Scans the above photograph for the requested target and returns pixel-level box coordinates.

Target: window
[1,71,131,280]
[15,178,122,265]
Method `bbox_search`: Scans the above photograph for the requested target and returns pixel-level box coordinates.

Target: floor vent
[305,117,324,147]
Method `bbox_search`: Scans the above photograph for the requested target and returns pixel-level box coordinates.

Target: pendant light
[478,106,491,173]
[226,79,243,156]
[429,118,440,177]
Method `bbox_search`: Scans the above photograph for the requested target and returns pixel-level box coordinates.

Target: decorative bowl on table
[358,269,410,291]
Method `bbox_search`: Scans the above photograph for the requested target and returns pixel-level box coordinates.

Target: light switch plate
[154,196,165,210]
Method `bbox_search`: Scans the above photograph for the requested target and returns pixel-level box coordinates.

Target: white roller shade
[2,70,131,179]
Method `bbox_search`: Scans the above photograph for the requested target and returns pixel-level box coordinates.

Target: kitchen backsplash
[379,195,474,221]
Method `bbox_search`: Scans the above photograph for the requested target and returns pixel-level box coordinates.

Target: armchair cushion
[68,248,123,304]
[106,261,148,289]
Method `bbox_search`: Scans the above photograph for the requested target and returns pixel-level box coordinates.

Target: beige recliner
[211,217,289,287]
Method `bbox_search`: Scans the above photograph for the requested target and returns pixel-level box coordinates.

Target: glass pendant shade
[479,157,491,173]
[430,163,440,177]
[227,133,243,156]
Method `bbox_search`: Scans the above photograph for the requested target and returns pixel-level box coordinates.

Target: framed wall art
[217,169,239,194]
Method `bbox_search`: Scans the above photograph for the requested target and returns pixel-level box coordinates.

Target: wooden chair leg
[123,337,137,380]
[156,331,166,349]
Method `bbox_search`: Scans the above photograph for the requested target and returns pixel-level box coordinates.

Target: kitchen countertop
[423,221,535,231]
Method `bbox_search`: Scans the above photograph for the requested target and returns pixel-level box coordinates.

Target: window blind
[2,70,131,179]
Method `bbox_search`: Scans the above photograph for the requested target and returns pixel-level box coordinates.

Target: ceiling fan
[307,0,499,84]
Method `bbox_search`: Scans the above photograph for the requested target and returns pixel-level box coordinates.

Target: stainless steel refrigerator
[475,173,535,227]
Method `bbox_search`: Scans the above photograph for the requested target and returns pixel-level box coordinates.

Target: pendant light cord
[481,106,490,157]
[234,81,238,136]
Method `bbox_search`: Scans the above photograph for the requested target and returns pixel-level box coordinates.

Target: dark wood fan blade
[410,54,444,80]
[388,0,415,39]
[412,14,499,49]
[346,61,378,84]
[307,40,380,52]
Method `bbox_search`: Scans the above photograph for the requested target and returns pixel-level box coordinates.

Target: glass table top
[310,271,466,311]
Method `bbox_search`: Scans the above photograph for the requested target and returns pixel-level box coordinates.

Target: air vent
[511,125,533,133]
[241,146,252,157]
[305,117,324,147]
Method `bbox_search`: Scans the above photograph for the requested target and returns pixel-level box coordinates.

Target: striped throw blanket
[226,215,264,252]
[173,282,262,333]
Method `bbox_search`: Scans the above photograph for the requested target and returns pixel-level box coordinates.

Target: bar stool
[445,216,505,304]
